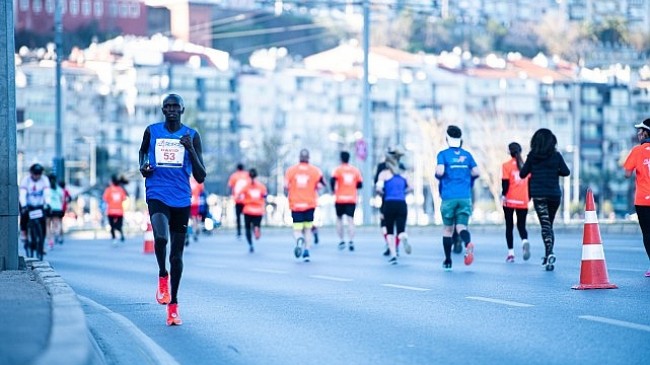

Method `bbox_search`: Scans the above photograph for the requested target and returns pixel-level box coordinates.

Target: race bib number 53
[155,138,185,168]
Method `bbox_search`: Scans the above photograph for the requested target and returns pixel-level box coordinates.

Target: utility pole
[1,1,19,270]
[53,0,65,181]
[361,0,373,225]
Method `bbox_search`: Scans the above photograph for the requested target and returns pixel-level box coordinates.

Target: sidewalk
[0,257,101,365]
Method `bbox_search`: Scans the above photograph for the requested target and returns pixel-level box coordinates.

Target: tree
[591,18,629,45]
[534,10,591,62]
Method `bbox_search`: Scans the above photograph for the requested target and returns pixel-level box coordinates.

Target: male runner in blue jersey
[139,93,206,326]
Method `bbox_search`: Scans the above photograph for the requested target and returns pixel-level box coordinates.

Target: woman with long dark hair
[501,142,530,263]
[520,129,570,271]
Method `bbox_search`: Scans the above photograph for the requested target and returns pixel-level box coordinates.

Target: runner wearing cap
[623,118,650,277]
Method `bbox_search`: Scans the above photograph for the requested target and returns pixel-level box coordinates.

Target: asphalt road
[47,226,649,365]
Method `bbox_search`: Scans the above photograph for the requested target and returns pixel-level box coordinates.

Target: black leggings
[383,200,407,235]
[635,205,650,260]
[235,203,244,236]
[532,197,561,257]
[107,215,124,240]
[244,214,262,246]
[503,207,528,249]
[148,199,190,305]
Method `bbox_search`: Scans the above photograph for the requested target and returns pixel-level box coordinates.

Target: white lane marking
[381,284,430,292]
[79,296,180,365]
[310,275,353,282]
[608,267,648,273]
[251,268,289,274]
[579,315,650,333]
[466,296,534,307]
[193,263,228,269]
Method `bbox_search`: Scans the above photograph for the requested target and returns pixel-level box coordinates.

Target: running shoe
[506,255,515,263]
[645,268,650,277]
[254,227,261,240]
[382,246,390,256]
[302,249,310,262]
[166,303,183,326]
[111,239,118,247]
[249,244,254,253]
[522,239,531,261]
[48,239,54,250]
[545,254,556,271]
[348,241,354,252]
[294,237,304,258]
[402,238,412,255]
[156,275,171,305]
[338,241,346,251]
[388,256,397,265]
[442,259,452,272]
[464,243,475,266]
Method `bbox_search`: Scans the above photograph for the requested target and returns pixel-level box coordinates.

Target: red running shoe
[464,243,475,266]
[156,275,170,305]
[166,303,183,326]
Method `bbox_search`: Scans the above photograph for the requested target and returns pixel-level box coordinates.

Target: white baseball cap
[634,119,650,131]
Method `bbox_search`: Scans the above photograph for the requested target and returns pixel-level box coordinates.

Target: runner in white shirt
[18,163,51,258]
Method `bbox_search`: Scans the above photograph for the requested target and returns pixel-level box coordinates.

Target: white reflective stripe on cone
[582,243,606,260]
[584,211,598,224]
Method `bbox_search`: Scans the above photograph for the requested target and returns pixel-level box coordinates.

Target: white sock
[508,249,514,256]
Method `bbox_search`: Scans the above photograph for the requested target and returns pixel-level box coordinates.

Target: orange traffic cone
[143,221,154,254]
[572,188,617,290]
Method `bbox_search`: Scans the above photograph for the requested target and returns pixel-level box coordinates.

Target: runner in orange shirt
[103,175,128,245]
[623,118,650,277]
[240,168,267,253]
[228,163,250,240]
[501,142,530,263]
[189,176,204,244]
[330,151,363,251]
[285,149,325,262]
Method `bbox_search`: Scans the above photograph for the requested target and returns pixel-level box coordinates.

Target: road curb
[28,259,96,365]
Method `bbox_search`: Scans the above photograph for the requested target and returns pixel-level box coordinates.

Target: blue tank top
[145,122,195,207]
[383,175,407,201]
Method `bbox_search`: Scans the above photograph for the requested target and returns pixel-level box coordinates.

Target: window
[610,89,629,106]
[45,0,54,13]
[33,0,42,13]
[93,0,103,16]
[109,1,117,16]
[82,0,91,16]
[20,0,29,11]
[130,2,140,17]
[120,2,129,17]
[70,0,79,15]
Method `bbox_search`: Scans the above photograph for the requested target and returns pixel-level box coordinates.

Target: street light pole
[54,0,65,181]
[361,0,373,225]
[0,0,19,270]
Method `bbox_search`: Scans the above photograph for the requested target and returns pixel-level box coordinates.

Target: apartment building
[14,0,148,36]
